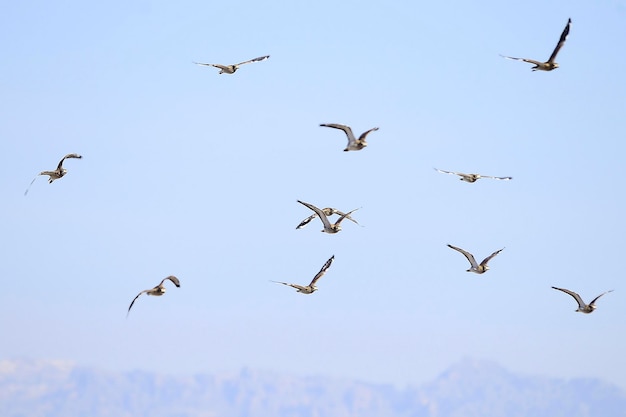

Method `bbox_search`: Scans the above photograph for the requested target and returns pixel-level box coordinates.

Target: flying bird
[24,153,82,195]
[551,286,613,314]
[272,255,334,294]
[320,123,379,151]
[297,200,359,234]
[447,244,504,274]
[501,18,571,71]
[193,55,270,74]
[127,275,181,317]
[296,207,359,229]
[434,168,512,183]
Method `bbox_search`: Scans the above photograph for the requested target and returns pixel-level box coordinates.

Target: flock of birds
[23,16,614,316]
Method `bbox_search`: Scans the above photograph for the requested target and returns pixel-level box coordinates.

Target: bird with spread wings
[193,55,270,74]
[320,123,379,151]
[447,245,504,274]
[272,256,335,294]
[127,276,181,317]
[501,18,571,71]
[24,153,83,195]
[551,287,613,314]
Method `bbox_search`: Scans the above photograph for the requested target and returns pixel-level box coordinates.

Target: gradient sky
[1,0,625,391]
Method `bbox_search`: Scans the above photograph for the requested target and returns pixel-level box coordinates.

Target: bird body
[551,286,613,313]
[320,123,379,151]
[501,18,571,71]
[194,55,269,74]
[447,244,504,274]
[297,200,359,234]
[272,255,334,294]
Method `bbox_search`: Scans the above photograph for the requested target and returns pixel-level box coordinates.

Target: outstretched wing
[499,55,544,66]
[481,175,513,181]
[551,286,586,309]
[296,213,318,229]
[297,200,332,230]
[547,18,571,63]
[309,255,335,287]
[435,168,462,176]
[589,289,614,307]
[57,153,82,170]
[271,280,307,292]
[194,62,231,71]
[235,55,270,66]
[480,248,505,267]
[320,124,357,145]
[447,244,478,268]
[160,275,181,288]
[332,209,360,226]
[127,289,149,317]
[358,127,379,141]
[334,208,360,227]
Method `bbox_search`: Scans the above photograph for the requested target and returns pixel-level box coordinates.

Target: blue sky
[1,0,625,390]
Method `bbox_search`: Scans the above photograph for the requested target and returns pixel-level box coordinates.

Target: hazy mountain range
[1,358,625,417]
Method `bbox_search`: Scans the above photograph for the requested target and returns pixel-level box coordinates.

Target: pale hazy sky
[1,0,625,390]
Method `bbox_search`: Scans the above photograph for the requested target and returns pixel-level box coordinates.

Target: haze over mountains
[2,358,625,417]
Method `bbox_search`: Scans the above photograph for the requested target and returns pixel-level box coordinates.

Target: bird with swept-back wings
[501,18,571,71]
[551,286,613,314]
[296,207,359,229]
[297,200,359,234]
[320,123,379,151]
[272,255,334,294]
[24,153,82,195]
[193,55,270,74]
[434,168,512,183]
[127,276,181,317]
[447,244,504,274]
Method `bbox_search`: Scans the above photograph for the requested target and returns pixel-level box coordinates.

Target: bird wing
[435,168,462,177]
[334,208,360,227]
[296,213,318,229]
[547,18,571,63]
[297,200,332,230]
[481,175,513,181]
[331,209,360,225]
[309,255,335,286]
[161,275,181,287]
[551,286,586,309]
[358,127,379,141]
[127,289,150,316]
[57,153,82,170]
[320,124,357,145]
[235,55,270,66]
[447,244,478,268]
[480,248,504,267]
[24,176,39,196]
[194,62,230,70]
[589,290,613,307]
[271,281,307,291]
[499,55,544,66]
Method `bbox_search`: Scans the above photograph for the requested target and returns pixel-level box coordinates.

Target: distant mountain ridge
[1,358,625,417]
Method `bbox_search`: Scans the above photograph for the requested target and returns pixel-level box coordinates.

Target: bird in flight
[551,286,613,314]
[272,255,334,294]
[127,275,181,317]
[297,200,359,234]
[320,123,379,151]
[24,153,82,195]
[447,244,504,274]
[434,168,512,183]
[193,55,270,74]
[296,207,359,229]
[501,18,571,71]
